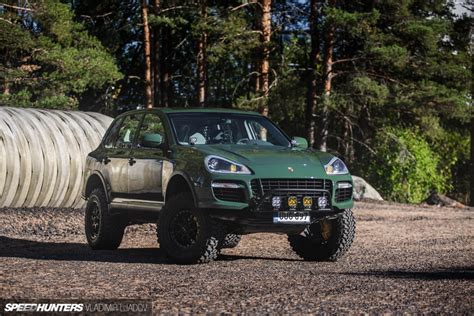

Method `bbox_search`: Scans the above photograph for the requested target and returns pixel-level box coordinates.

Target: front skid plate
[209,208,344,234]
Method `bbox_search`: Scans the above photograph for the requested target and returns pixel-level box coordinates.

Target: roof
[156,107,261,115]
[121,107,261,116]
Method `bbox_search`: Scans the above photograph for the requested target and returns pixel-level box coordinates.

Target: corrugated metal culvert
[0,107,112,208]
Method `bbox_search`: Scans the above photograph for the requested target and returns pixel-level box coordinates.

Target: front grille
[336,187,353,202]
[252,179,332,197]
[251,179,333,209]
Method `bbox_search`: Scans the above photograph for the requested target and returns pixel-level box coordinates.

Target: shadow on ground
[2,236,472,281]
[0,236,167,264]
[0,236,302,264]
[344,268,474,281]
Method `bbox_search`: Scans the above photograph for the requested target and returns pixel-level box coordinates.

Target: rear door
[103,113,143,201]
[128,113,168,202]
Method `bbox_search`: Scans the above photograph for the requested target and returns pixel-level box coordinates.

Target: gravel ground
[0,201,473,313]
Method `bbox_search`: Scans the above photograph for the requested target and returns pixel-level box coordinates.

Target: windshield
[168,113,290,147]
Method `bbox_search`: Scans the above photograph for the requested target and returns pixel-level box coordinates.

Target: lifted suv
[82,108,355,264]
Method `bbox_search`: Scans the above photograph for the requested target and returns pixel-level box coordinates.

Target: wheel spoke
[170,210,199,248]
[88,202,100,239]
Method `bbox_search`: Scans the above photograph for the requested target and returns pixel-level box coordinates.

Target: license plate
[273,211,310,224]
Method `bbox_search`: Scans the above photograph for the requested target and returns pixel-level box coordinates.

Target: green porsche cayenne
[82,108,355,264]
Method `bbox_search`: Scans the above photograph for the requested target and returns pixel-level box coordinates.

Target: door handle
[129,157,136,166]
[102,157,111,164]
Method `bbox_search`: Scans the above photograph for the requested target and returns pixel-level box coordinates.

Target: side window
[138,113,166,148]
[109,114,143,149]
[103,118,123,149]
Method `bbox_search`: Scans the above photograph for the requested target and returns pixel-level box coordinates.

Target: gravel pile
[0,201,473,313]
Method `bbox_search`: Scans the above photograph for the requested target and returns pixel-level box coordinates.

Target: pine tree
[141,0,153,108]
[197,0,208,107]
[306,0,321,148]
[258,0,272,116]
[0,0,122,110]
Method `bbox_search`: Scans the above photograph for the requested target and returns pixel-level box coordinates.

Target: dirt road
[0,202,473,313]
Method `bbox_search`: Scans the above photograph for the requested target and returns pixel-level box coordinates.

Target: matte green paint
[152,108,353,210]
[142,133,163,148]
[87,108,354,212]
[176,143,353,210]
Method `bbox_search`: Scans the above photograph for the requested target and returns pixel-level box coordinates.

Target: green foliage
[149,15,188,29]
[1,0,471,203]
[369,128,449,203]
[206,12,259,64]
[0,0,122,110]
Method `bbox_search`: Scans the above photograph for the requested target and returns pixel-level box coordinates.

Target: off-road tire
[288,209,355,261]
[220,234,241,249]
[157,192,219,264]
[85,188,125,250]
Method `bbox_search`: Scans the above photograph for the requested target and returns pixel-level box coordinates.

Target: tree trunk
[252,4,261,94]
[343,112,354,163]
[152,0,160,107]
[253,61,261,93]
[470,117,474,206]
[160,26,171,107]
[316,0,335,151]
[255,0,272,116]
[306,0,320,147]
[141,0,153,108]
[3,82,9,95]
[197,0,207,107]
[259,0,271,116]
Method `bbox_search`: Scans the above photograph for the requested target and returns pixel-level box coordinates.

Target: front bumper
[192,176,353,233]
[195,176,354,211]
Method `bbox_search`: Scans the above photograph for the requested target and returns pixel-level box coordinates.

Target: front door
[128,113,168,201]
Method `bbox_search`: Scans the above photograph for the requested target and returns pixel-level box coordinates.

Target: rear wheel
[220,234,241,249]
[288,209,355,261]
[157,192,219,264]
[85,188,125,250]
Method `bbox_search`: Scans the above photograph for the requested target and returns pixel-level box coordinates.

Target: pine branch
[79,12,113,21]
[231,1,261,12]
[0,17,14,24]
[332,57,365,65]
[160,6,194,13]
[0,2,35,12]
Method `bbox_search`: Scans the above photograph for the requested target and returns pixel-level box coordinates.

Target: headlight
[324,157,349,175]
[204,155,251,174]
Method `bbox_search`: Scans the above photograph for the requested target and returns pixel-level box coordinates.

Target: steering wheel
[236,138,250,145]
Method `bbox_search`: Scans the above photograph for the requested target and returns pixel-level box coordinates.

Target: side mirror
[291,137,308,149]
[142,133,163,148]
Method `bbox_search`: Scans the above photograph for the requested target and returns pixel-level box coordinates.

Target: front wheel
[157,192,219,264]
[288,209,355,261]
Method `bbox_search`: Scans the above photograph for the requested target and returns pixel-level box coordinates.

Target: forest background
[0,0,472,204]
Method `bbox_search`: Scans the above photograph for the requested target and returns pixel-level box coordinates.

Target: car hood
[194,144,336,178]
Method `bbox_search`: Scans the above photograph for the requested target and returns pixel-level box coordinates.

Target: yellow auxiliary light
[303,196,313,209]
[287,196,298,209]
[230,164,237,172]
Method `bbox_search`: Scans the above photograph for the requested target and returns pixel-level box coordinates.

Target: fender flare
[84,171,111,203]
[165,171,199,208]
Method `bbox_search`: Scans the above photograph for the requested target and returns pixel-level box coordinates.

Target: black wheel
[220,234,241,249]
[288,209,355,261]
[85,188,125,250]
[157,192,219,264]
